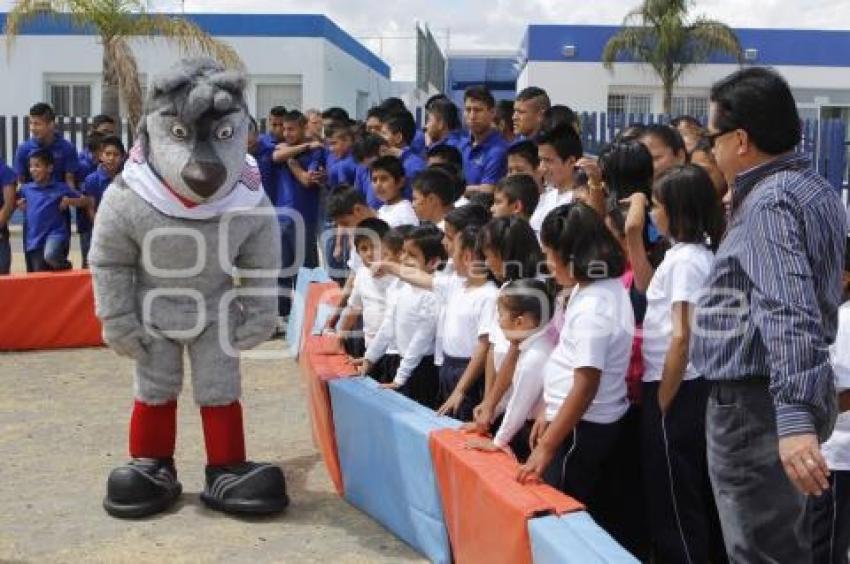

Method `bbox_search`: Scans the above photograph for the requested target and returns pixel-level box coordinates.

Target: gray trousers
[707,378,811,563]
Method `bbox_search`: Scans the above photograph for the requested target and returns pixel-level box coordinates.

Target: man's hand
[778,433,830,496]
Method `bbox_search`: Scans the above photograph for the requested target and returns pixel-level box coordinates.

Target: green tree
[4,0,243,128]
[602,0,742,115]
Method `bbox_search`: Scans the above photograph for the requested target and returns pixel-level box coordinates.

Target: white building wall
[520,61,850,115]
[322,40,391,118]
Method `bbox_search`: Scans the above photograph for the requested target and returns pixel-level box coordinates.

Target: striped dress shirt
[692,153,847,438]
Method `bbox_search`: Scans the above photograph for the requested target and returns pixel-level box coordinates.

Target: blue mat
[329,377,460,564]
[529,513,639,564]
[286,267,331,357]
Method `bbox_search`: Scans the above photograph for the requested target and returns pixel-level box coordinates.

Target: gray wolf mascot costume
[90,58,286,518]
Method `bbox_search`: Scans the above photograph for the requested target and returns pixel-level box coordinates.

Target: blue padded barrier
[329,377,461,564]
[529,513,639,564]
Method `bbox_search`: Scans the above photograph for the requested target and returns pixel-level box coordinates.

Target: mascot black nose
[181,160,227,199]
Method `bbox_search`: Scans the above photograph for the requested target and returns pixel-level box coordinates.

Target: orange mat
[0,270,103,351]
[297,281,354,495]
[429,428,585,564]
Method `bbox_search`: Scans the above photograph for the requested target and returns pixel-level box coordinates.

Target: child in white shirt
[518,202,633,535]
[361,224,446,408]
[372,156,418,228]
[638,164,727,563]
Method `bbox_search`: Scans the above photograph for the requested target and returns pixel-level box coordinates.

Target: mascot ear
[135,114,150,159]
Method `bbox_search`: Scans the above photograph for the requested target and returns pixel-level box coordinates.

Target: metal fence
[577,112,849,191]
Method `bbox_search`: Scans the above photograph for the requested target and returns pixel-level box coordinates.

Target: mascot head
[138,58,249,204]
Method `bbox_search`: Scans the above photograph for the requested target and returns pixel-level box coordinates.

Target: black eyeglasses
[705,128,736,144]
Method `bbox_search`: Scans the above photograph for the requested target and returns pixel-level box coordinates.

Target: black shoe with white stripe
[200,461,288,515]
[103,458,182,518]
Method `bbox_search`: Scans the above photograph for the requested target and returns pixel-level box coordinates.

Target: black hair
[326,185,367,219]
[352,133,387,163]
[467,192,494,212]
[617,124,646,142]
[406,223,448,264]
[458,224,484,257]
[427,162,466,202]
[383,110,417,145]
[353,217,391,248]
[639,124,687,157]
[247,115,259,133]
[507,140,540,169]
[598,140,654,201]
[425,93,449,110]
[28,148,54,166]
[427,98,461,131]
[516,86,551,111]
[535,123,583,161]
[499,278,555,325]
[464,85,496,109]
[370,155,405,181]
[445,203,491,232]
[427,144,463,168]
[86,130,105,153]
[710,67,801,155]
[91,114,116,129]
[322,107,351,124]
[691,135,714,155]
[653,164,726,252]
[540,202,626,281]
[378,97,407,115]
[671,115,703,131]
[496,174,540,216]
[496,100,515,127]
[480,216,544,282]
[99,135,126,155]
[413,167,455,206]
[366,106,388,122]
[268,105,287,118]
[384,225,413,255]
[29,102,55,121]
[283,110,306,125]
[541,105,579,135]
[326,123,354,140]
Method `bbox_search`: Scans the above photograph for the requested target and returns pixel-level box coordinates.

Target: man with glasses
[693,67,847,561]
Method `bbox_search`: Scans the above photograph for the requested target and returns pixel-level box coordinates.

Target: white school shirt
[493,328,554,448]
[543,278,634,424]
[365,281,439,385]
[348,267,396,346]
[823,302,850,471]
[641,243,714,383]
[530,186,573,235]
[377,199,419,227]
[433,273,498,359]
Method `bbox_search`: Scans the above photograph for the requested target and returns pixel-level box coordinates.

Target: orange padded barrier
[429,428,585,564]
[298,281,354,495]
[0,270,103,351]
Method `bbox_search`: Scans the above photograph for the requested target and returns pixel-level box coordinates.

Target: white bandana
[122,143,265,220]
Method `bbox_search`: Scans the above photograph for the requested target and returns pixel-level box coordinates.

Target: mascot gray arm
[88,187,150,359]
[231,204,282,350]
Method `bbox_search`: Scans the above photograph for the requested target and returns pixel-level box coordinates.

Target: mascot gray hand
[232,312,276,350]
[102,313,154,360]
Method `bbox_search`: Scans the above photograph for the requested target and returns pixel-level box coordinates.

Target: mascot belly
[89,58,286,518]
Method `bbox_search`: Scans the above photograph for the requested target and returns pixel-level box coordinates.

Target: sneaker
[200,461,288,515]
[103,458,182,518]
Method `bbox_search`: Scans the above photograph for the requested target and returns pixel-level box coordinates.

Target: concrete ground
[1,232,423,563]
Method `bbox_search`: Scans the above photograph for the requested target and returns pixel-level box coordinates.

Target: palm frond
[602,26,654,70]
[4,0,74,54]
[105,35,143,128]
[135,14,244,70]
[687,18,743,63]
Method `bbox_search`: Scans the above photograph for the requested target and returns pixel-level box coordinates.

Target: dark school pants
[397,355,439,410]
[438,354,483,422]
[642,379,726,564]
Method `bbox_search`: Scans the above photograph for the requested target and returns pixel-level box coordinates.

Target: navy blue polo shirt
[410,129,427,158]
[0,160,16,210]
[14,134,80,185]
[399,147,424,199]
[20,181,79,251]
[328,151,358,189]
[461,129,508,186]
[354,164,382,210]
[251,135,278,202]
[275,146,325,227]
[77,166,116,234]
[427,130,465,151]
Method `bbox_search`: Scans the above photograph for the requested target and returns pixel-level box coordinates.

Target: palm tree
[602,0,742,115]
[4,0,243,129]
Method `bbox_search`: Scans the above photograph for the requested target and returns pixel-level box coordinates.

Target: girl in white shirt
[517,202,634,532]
[640,165,726,564]
[466,279,555,461]
[371,156,419,228]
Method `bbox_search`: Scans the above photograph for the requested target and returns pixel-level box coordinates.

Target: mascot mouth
[181,160,227,199]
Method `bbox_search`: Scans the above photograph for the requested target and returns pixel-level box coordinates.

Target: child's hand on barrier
[358,359,372,376]
[517,441,554,484]
[528,415,549,450]
[464,436,500,453]
[380,382,401,390]
[437,390,464,417]
[472,402,494,433]
[350,357,364,367]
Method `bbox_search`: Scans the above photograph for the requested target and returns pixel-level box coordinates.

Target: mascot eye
[215,124,234,140]
[170,123,189,139]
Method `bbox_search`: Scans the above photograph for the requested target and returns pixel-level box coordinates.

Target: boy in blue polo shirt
[17,150,87,272]
[247,116,277,202]
[79,136,125,267]
[353,133,388,210]
[380,110,425,199]
[0,158,17,274]
[460,85,508,195]
[326,125,358,189]
[14,103,80,187]
[425,98,464,151]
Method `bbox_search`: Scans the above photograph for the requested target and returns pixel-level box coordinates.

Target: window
[356,91,369,121]
[607,93,652,117]
[671,96,708,118]
[48,83,92,116]
[255,77,303,118]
